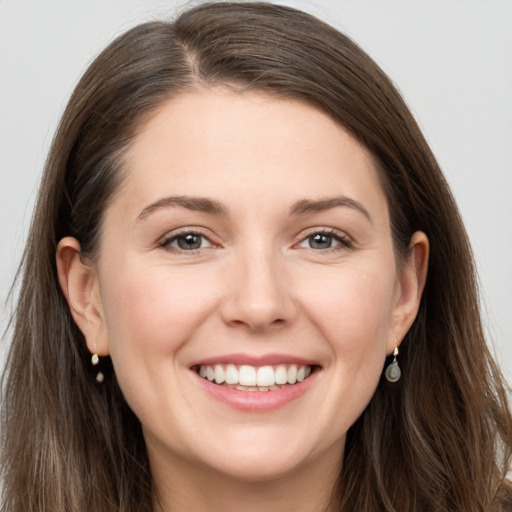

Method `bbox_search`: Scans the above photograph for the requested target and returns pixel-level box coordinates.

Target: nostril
[225,315,288,332]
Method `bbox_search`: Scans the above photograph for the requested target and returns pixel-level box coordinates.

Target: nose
[220,247,297,332]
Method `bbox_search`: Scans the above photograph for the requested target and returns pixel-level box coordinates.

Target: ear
[388,231,429,353]
[56,237,110,356]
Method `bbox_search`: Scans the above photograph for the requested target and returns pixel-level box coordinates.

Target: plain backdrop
[1,0,511,381]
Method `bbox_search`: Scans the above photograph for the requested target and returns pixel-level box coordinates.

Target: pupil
[310,233,331,249]
[178,234,201,250]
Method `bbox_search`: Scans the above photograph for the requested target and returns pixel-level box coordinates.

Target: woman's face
[65,89,425,483]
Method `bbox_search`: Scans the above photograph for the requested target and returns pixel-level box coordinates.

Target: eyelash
[159,229,215,253]
[158,227,352,254]
[295,228,352,252]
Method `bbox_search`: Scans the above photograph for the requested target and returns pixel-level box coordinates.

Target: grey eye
[172,233,209,250]
[297,231,348,251]
[308,233,334,249]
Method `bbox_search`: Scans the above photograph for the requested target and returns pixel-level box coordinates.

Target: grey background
[1,0,511,381]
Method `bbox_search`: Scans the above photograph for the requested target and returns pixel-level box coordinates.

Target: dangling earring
[91,348,104,383]
[385,345,401,383]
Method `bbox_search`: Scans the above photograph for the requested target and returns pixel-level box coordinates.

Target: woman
[1,2,511,511]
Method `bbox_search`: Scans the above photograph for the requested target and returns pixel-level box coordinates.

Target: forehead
[115,89,388,223]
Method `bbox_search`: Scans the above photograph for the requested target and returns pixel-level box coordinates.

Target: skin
[57,89,428,512]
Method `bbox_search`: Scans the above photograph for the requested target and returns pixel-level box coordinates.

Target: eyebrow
[137,196,228,221]
[136,194,372,223]
[290,196,373,223]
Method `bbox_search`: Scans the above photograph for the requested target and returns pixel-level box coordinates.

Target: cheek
[299,260,396,363]
[99,263,218,359]
[284,258,398,442]
[98,262,223,421]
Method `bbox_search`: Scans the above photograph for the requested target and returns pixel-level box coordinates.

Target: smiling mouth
[194,363,315,392]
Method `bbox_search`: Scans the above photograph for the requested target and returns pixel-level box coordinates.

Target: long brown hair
[2,2,511,511]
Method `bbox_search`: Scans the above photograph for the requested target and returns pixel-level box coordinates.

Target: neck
[150,443,343,512]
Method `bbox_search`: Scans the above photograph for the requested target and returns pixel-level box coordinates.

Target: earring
[91,350,104,383]
[385,345,401,383]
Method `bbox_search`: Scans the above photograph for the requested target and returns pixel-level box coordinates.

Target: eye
[161,232,213,251]
[297,230,351,251]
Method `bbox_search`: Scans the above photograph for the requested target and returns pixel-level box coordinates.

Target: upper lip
[189,353,319,368]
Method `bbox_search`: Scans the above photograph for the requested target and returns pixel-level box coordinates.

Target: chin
[189,427,341,484]
[207,452,311,483]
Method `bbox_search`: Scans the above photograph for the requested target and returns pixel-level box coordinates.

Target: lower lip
[193,371,318,412]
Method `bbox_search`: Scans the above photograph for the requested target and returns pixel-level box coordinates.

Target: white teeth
[236,385,258,392]
[239,365,257,386]
[287,365,297,384]
[256,366,274,387]
[225,364,238,384]
[275,365,288,385]
[214,364,225,384]
[197,363,314,390]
